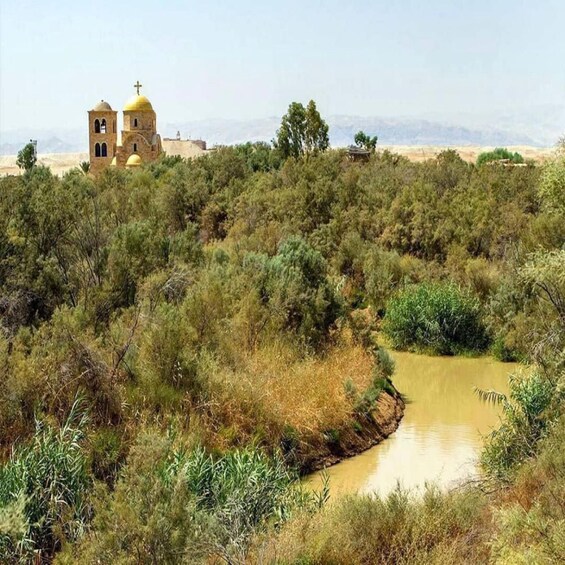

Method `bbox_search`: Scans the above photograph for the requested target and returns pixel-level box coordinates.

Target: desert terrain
[0,145,556,177]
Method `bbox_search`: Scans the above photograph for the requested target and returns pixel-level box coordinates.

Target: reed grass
[0,398,91,563]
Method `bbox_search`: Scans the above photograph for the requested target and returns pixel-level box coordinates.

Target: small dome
[92,100,112,111]
[123,95,154,112]
[126,154,142,167]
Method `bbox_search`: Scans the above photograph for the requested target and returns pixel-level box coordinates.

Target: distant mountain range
[163,115,539,148]
[2,106,564,155]
[0,128,86,156]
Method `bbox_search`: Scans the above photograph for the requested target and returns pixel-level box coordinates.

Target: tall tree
[275,100,329,159]
[354,130,378,152]
[16,142,37,172]
[304,100,329,154]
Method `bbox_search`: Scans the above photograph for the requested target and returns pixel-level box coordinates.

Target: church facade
[88,82,163,175]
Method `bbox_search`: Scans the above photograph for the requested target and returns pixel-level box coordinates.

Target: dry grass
[377,144,555,163]
[205,335,374,452]
[249,487,492,564]
[249,342,372,433]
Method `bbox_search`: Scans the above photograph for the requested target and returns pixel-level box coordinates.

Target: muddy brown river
[307,351,520,497]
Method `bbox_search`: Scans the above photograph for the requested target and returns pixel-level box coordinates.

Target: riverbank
[306,352,518,496]
[298,389,405,473]
[190,337,406,477]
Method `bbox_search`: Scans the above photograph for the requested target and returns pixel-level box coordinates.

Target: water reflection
[306,351,519,497]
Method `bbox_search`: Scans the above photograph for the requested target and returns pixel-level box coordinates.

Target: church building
[88,81,163,175]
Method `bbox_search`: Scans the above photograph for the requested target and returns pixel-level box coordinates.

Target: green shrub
[88,427,125,485]
[476,147,524,166]
[138,302,199,391]
[383,283,488,355]
[485,275,531,362]
[490,416,565,564]
[538,152,565,214]
[244,236,343,349]
[347,348,397,417]
[363,247,404,312]
[347,309,377,349]
[107,220,169,306]
[490,334,521,362]
[481,370,556,481]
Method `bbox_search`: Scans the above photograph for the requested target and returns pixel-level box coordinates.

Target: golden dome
[126,154,142,167]
[92,100,113,111]
[123,95,154,112]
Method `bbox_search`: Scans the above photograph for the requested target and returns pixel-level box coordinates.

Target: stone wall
[162,139,208,160]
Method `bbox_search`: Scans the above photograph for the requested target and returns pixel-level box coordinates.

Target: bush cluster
[476,147,524,166]
[383,283,488,355]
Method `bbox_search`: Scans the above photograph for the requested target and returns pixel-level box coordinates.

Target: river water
[306,351,520,497]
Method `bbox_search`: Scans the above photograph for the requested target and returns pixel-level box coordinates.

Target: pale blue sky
[1,0,564,131]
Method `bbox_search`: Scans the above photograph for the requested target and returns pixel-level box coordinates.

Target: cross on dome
[133,80,143,95]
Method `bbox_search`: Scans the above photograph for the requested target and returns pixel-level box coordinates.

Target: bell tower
[88,100,118,175]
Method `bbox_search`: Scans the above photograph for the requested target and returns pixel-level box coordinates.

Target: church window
[94,119,100,133]
[133,143,137,152]
[101,143,107,157]
[100,119,107,134]
[95,143,101,157]
[134,118,138,128]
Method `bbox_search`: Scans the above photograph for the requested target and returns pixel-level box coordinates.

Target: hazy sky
[1,0,565,132]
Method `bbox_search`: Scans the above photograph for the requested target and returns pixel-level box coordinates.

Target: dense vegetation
[0,136,564,562]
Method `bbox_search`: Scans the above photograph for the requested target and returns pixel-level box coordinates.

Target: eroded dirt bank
[297,390,405,474]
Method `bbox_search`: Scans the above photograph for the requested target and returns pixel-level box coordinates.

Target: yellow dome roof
[92,100,113,111]
[123,95,154,112]
[126,154,142,167]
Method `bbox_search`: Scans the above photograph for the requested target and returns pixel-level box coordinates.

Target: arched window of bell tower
[134,118,138,128]
[101,143,108,157]
[95,143,101,157]
[94,119,100,133]
[133,143,137,153]
[101,119,107,134]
